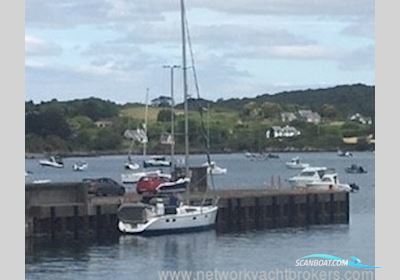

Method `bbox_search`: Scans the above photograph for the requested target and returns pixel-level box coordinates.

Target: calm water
[25,152,375,279]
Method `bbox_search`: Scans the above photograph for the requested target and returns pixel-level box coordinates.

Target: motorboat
[32,179,52,184]
[244,152,253,158]
[248,153,268,161]
[143,156,171,168]
[288,167,330,188]
[285,157,310,169]
[266,153,280,159]
[345,164,367,174]
[337,149,353,157]
[289,167,357,192]
[202,161,227,175]
[117,197,218,234]
[72,161,88,171]
[306,173,353,192]
[39,156,64,168]
[124,162,140,170]
[121,170,171,184]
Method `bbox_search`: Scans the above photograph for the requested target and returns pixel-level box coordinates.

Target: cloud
[338,45,375,71]
[26,0,374,29]
[25,0,375,103]
[224,44,333,60]
[26,0,175,28]
[190,0,373,18]
[25,35,62,56]
[341,17,375,38]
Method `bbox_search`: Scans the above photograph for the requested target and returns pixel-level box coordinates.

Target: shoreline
[25,147,373,159]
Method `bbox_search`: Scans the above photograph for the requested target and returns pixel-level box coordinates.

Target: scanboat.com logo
[296,254,381,269]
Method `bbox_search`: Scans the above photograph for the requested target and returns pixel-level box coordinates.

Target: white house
[266,125,301,139]
[349,113,372,125]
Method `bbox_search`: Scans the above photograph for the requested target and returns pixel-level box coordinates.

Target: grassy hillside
[214,84,374,119]
[25,84,375,154]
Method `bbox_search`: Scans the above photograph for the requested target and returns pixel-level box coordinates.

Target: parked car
[83,178,126,196]
[136,174,169,194]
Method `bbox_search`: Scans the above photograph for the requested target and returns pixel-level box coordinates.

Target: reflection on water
[25,152,374,280]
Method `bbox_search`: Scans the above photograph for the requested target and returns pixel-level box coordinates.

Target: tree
[92,128,123,150]
[320,104,337,120]
[260,102,282,119]
[157,109,174,122]
[25,109,71,139]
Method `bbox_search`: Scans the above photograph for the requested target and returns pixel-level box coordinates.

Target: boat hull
[285,163,310,169]
[118,206,218,234]
[39,161,64,168]
[73,164,88,171]
[125,163,140,170]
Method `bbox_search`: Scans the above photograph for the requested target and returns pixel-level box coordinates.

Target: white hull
[125,163,140,170]
[118,205,218,234]
[285,162,310,169]
[39,160,64,168]
[33,179,52,184]
[202,162,227,175]
[73,163,88,171]
[288,178,316,188]
[207,167,227,175]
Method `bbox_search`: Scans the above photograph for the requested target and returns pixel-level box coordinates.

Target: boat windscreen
[117,204,151,223]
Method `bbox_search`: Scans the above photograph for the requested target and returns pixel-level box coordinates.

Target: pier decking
[25,183,349,239]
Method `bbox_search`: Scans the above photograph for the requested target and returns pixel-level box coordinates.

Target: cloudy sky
[25,0,374,104]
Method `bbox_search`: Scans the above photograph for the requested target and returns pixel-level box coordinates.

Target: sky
[25,0,374,104]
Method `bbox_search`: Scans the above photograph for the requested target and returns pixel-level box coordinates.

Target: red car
[136,175,189,195]
[136,175,169,194]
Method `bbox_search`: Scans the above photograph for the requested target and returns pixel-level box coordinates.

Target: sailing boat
[121,89,170,183]
[117,0,218,234]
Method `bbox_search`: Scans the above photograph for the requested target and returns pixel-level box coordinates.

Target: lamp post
[163,65,180,170]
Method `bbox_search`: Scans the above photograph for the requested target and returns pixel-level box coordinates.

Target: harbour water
[25,152,375,279]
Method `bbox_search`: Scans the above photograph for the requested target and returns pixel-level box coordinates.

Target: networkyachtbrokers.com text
[158,269,374,280]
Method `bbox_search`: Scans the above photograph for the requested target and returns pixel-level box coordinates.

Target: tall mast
[207,103,210,149]
[170,68,175,170]
[143,88,149,156]
[180,0,189,175]
[164,65,180,170]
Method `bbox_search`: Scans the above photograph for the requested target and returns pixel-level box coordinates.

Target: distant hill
[179,84,375,118]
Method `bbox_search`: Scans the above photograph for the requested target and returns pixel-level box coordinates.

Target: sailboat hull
[118,205,218,234]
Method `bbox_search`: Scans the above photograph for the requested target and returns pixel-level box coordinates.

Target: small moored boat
[345,164,367,174]
[124,162,140,170]
[285,157,310,169]
[143,156,171,168]
[39,156,64,168]
[337,149,353,157]
[266,153,279,159]
[73,161,88,171]
[202,161,227,175]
